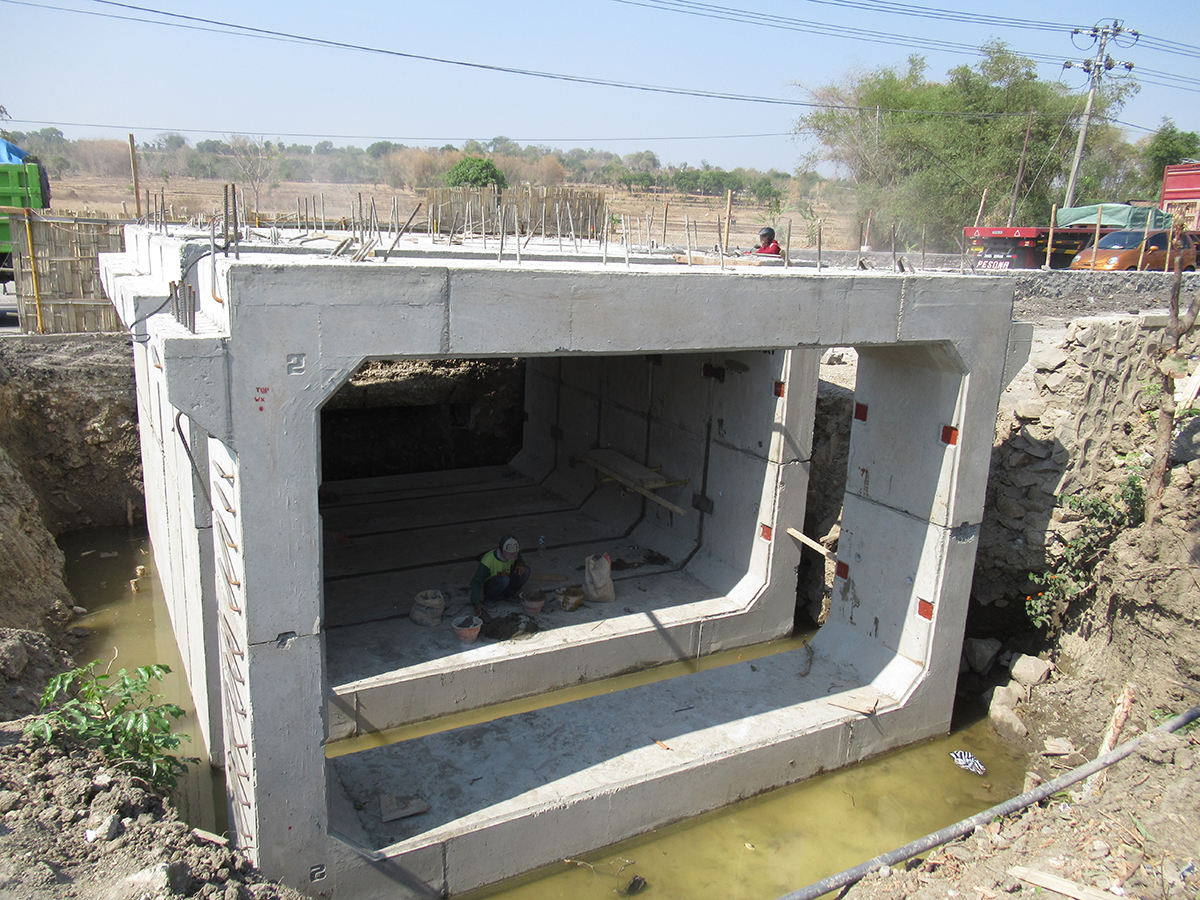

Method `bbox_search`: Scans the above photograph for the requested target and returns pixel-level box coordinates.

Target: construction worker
[470,534,531,616]
[752,227,781,255]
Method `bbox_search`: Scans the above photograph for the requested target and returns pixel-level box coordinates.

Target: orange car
[1069,230,1197,271]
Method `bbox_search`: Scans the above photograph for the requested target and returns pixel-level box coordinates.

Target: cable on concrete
[774,702,1200,900]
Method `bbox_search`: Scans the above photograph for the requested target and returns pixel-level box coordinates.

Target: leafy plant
[444,156,508,190]
[1027,472,1144,630]
[25,661,194,790]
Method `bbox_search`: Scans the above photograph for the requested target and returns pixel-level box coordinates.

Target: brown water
[459,709,1020,900]
[61,527,1024,899]
[58,525,226,836]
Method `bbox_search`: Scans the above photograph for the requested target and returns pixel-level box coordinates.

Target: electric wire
[4,0,1190,111]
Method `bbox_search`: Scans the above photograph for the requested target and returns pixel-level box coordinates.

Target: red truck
[965,165,1200,270]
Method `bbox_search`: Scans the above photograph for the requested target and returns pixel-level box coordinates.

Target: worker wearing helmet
[751,227,781,256]
[469,534,531,616]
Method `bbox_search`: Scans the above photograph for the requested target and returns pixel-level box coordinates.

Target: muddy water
[57,526,226,836]
[464,708,1021,900]
[60,527,1024,899]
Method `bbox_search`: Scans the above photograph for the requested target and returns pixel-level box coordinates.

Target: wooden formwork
[7,209,127,334]
[423,185,606,240]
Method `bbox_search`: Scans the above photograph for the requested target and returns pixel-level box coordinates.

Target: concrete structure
[100,228,1015,898]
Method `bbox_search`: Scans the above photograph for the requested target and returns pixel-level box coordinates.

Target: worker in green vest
[470,534,531,616]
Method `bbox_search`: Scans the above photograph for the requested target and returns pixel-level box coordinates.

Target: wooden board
[672,253,763,266]
[586,449,671,490]
[380,794,429,823]
[1008,866,1117,900]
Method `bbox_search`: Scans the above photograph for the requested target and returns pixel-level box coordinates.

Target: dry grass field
[49,174,851,253]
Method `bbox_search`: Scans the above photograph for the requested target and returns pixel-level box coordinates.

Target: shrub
[444,157,508,189]
[25,661,194,790]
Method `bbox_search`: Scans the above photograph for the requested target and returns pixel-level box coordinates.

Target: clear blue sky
[2,0,1195,172]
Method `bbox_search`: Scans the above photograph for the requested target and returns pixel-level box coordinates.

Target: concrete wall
[100,229,1014,898]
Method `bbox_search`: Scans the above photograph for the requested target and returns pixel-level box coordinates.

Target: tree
[1146,262,1200,522]
[794,43,1129,249]
[444,156,508,189]
[1142,118,1200,189]
[227,135,277,214]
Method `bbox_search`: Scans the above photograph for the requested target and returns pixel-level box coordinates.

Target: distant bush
[444,157,508,189]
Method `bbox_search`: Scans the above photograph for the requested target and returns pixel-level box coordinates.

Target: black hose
[775,703,1200,900]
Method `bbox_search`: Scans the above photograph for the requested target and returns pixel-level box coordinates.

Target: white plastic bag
[583,553,616,603]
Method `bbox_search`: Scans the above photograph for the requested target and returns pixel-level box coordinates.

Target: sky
[1,0,1197,173]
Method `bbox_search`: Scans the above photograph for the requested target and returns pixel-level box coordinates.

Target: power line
[0,0,1079,121]
[612,0,1066,65]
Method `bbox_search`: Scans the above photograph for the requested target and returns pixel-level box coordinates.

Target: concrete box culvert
[100,227,1014,898]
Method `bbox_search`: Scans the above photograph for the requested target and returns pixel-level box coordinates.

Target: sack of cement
[409,590,445,627]
[583,554,616,603]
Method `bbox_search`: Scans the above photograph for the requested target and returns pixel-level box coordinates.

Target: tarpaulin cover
[1056,204,1174,229]
[0,140,29,165]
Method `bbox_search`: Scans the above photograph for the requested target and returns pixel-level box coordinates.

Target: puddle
[57,525,227,836]
[464,710,1023,900]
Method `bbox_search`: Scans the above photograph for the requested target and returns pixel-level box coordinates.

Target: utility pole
[1062,20,1136,209]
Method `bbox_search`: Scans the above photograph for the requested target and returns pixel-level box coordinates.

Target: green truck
[0,138,51,284]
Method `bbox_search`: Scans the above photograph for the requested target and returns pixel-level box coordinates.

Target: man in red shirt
[752,227,781,255]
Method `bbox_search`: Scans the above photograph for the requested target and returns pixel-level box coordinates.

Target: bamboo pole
[662,201,669,247]
[723,190,733,251]
[817,219,823,271]
[1090,204,1103,270]
[1136,207,1153,271]
[785,219,792,268]
[973,189,988,228]
[1044,204,1057,269]
[22,213,45,334]
[684,214,692,266]
[128,135,142,219]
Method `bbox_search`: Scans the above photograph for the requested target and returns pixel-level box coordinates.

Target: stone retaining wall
[972,312,1199,607]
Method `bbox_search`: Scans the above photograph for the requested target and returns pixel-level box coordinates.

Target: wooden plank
[586,448,671,490]
[785,527,835,561]
[673,253,763,266]
[582,452,687,517]
[380,794,429,823]
[1008,866,1116,900]
[828,694,878,715]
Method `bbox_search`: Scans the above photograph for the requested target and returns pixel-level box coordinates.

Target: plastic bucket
[452,615,482,643]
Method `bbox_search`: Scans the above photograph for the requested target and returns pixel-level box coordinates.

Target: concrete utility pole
[1062,20,1136,210]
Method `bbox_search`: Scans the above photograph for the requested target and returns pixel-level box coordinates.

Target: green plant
[444,156,508,190]
[25,661,194,790]
[1027,472,1145,630]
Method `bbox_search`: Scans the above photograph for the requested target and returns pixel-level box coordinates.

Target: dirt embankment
[0,334,143,536]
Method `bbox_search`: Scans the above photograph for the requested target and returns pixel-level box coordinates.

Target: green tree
[444,156,508,189]
[1142,118,1200,189]
[795,43,1132,249]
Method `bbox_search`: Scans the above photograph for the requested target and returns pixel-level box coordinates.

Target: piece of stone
[1042,737,1075,756]
[1032,348,1068,372]
[1015,398,1048,419]
[964,638,1002,675]
[1010,654,1052,686]
[990,703,1028,741]
[990,684,1022,713]
[996,495,1027,519]
[0,638,29,680]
